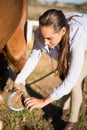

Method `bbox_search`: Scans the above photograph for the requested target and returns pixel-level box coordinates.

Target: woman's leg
[59,94,70,110]
[69,82,82,122]
[69,52,87,122]
[63,52,87,130]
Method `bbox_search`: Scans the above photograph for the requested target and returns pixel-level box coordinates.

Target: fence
[27,20,39,42]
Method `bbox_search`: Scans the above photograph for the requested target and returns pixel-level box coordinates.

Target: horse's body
[0,0,28,91]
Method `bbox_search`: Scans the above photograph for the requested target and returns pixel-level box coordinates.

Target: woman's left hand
[24,95,54,111]
[24,97,46,111]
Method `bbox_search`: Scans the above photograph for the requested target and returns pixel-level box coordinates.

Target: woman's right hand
[13,83,21,90]
[13,83,27,94]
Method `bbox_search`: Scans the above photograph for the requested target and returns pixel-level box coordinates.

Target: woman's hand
[24,96,54,111]
[13,83,22,90]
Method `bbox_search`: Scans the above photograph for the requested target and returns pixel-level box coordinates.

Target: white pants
[60,52,87,122]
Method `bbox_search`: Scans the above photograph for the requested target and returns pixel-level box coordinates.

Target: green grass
[1,103,54,130]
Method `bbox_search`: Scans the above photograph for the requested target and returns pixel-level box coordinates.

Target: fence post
[27,20,39,42]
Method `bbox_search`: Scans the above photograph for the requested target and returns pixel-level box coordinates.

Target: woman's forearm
[15,49,42,84]
[43,95,55,106]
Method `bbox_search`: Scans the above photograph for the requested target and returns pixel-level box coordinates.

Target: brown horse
[0,0,28,91]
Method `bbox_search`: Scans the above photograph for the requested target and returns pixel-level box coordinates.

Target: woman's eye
[47,38,52,40]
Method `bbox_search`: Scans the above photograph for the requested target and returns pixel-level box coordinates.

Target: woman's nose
[44,39,49,46]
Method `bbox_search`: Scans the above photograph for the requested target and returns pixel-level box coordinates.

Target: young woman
[14,9,87,130]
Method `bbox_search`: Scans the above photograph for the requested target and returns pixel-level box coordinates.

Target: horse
[0,0,28,91]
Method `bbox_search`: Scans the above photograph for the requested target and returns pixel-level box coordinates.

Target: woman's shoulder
[33,28,45,50]
[65,12,87,18]
[65,12,87,30]
[34,28,40,37]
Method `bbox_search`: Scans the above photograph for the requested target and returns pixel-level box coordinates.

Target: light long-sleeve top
[15,12,87,100]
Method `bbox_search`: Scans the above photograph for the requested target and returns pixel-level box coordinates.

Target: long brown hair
[39,9,70,80]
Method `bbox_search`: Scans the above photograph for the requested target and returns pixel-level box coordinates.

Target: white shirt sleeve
[14,49,42,84]
[50,27,85,100]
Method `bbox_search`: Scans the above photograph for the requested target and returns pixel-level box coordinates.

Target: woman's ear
[61,27,66,36]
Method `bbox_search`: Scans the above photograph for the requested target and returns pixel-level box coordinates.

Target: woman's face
[40,25,66,48]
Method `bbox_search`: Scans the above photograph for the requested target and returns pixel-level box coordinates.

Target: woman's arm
[50,27,85,100]
[14,49,42,89]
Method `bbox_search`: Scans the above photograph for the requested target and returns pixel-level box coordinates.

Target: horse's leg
[0,53,9,93]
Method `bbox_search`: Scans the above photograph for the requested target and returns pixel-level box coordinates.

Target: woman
[14,9,87,130]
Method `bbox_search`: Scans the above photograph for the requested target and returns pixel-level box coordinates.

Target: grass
[0,101,54,130]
